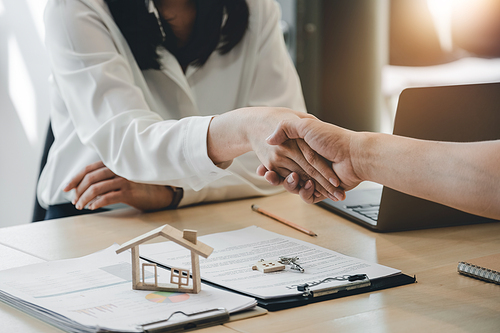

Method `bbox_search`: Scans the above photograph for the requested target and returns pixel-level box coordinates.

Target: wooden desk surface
[1,192,499,332]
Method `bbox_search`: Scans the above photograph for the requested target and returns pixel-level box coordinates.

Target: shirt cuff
[177,186,207,208]
[183,116,232,191]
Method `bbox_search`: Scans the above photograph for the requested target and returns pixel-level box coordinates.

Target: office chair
[32,123,54,222]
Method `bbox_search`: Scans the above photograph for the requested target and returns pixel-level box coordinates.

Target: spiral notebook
[458,253,500,285]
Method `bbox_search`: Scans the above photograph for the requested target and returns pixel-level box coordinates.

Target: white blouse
[38,0,306,209]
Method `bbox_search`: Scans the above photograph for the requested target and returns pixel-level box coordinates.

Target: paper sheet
[141,226,401,299]
[0,245,256,332]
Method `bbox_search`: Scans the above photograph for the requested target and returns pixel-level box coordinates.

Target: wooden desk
[1,192,499,332]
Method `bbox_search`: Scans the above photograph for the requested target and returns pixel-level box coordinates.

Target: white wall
[0,0,50,227]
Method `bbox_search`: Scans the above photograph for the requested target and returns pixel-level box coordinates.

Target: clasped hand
[257,117,363,204]
[236,108,345,203]
[64,161,175,211]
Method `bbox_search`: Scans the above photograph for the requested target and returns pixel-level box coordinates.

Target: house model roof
[115,224,213,258]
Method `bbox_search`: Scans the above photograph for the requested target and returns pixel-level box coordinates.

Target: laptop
[318,82,500,232]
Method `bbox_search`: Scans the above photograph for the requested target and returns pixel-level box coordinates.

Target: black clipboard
[150,257,417,312]
[254,273,416,311]
[144,258,417,312]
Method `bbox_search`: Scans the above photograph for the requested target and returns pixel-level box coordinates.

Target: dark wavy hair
[104,0,249,70]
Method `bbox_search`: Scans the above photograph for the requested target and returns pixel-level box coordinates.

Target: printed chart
[145,291,190,303]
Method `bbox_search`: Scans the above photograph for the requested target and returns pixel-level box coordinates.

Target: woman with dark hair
[38,0,340,219]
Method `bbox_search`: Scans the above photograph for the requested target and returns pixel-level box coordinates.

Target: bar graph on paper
[71,304,118,318]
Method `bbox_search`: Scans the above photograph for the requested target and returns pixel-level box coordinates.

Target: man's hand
[64,161,174,211]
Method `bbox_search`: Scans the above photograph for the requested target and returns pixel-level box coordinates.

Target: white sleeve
[246,0,307,112]
[44,0,230,191]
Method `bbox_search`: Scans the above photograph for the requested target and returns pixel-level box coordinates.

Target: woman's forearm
[355,133,500,219]
[207,106,308,165]
[206,108,254,166]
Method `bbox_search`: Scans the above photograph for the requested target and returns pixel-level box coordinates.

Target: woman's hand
[63,161,175,211]
[256,166,343,204]
[252,136,338,200]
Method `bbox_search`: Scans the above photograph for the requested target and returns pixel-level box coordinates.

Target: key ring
[279,256,305,273]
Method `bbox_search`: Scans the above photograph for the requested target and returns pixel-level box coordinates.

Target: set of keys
[278,256,305,273]
[252,256,305,273]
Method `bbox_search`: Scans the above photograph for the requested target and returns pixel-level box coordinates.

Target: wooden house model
[116,224,213,293]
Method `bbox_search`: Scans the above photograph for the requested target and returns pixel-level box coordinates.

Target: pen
[251,204,318,237]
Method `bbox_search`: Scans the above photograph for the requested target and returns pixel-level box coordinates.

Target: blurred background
[2,0,500,227]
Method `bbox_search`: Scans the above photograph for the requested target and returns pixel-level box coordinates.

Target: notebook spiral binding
[457,262,500,285]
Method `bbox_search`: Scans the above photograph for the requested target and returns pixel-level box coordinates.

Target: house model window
[116,224,213,294]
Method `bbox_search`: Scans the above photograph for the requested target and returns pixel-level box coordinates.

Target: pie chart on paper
[145,291,190,303]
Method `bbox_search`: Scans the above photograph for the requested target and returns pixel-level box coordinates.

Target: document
[140,226,401,299]
[0,245,256,333]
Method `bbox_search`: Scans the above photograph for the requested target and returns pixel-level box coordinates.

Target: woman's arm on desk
[264,118,500,220]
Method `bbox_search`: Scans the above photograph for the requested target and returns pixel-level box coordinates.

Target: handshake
[255,115,364,205]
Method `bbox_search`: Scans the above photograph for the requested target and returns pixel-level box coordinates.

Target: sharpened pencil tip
[251,204,259,211]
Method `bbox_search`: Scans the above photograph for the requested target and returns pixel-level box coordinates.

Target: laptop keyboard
[346,204,380,221]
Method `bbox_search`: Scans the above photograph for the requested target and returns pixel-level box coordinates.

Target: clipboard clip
[141,307,229,332]
[297,274,371,297]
